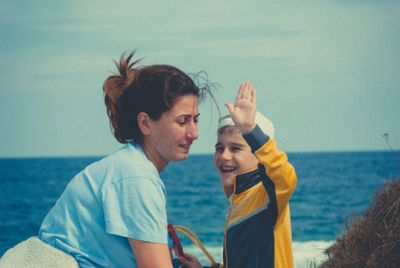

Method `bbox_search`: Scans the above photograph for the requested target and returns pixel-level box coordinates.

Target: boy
[180,81,297,268]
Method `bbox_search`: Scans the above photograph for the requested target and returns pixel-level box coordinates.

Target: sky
[0,0,399,158]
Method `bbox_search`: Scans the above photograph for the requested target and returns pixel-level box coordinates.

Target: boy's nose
[220,149,231,160]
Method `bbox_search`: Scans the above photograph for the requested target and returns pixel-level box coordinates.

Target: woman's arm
[129,238,173,268]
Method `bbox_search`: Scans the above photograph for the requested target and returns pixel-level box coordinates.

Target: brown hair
[103,51,204,144]
[217,125,241,136]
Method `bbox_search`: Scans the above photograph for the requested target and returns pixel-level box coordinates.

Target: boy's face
[214,131,259,187]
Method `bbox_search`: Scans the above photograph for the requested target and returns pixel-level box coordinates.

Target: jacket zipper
[223,175,237,268]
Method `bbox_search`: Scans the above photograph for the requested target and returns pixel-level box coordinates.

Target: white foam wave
[293,240,333,268]
[180,244,223,266]
[180,240,333,267]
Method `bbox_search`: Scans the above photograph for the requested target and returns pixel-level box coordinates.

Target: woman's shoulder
[87,143,159,184]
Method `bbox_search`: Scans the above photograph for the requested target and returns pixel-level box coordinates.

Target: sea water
[0,151,398,267]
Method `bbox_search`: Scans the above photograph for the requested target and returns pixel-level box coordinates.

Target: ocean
[0,151,398,267]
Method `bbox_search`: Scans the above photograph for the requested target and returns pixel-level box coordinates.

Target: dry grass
[318,176,400,268]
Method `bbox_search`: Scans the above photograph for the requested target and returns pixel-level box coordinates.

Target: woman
[2,51,207,268]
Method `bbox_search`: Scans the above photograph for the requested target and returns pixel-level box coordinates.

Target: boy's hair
[217,115,239,135]
[217,124,242,135]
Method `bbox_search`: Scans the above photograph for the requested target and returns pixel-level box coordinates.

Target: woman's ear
[138,112,152,136]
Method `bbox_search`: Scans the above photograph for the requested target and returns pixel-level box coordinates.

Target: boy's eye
[215,146,223,152]
[231,147,241,151]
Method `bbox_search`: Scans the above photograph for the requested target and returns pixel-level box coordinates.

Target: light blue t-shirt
[39,142,169,267]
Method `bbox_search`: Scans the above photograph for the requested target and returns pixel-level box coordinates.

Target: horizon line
[1,148,399,160]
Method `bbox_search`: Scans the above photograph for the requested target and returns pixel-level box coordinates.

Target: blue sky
[1,0,399,157]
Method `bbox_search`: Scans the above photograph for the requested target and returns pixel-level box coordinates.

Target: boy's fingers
[238,82,246,100]
[179,256,188,266]
[246,88,252,101]
[251,88,257,103]
[242,82,249,100]
[242,81,253,101]
[225,103,234,114]
[179,255,195,265]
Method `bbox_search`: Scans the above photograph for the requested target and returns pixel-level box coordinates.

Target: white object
[218,111,275,139]
[0,237,79,268]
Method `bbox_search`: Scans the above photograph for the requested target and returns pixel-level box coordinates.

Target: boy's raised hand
[225,80,257,134]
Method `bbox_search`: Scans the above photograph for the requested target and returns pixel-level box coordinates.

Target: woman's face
[145,94,199,170]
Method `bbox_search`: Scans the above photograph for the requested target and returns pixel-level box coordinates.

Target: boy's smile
[214,131,259,188]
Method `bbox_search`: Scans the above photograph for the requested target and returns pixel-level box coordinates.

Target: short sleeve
[102,177,168,244]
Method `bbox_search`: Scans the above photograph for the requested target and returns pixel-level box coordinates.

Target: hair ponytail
[103,52,142,143]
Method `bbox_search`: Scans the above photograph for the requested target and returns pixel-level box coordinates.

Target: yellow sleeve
[254,138,297,221]
[274,204,294,268]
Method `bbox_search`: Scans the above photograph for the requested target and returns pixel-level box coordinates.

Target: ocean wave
[179,243,223,266]
[293,240,333,268]
[179,240,333,267]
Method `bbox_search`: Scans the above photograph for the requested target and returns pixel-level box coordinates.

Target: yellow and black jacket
[222,125,297,268]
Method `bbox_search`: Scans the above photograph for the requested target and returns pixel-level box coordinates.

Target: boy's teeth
[221,167,236,172]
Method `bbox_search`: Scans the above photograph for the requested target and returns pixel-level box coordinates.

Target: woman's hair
[103,51,205,144]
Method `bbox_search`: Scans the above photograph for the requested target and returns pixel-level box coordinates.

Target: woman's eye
[177,116,198,126]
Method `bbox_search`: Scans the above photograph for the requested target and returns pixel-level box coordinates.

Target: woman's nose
[186,122,199,140]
